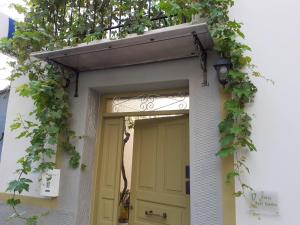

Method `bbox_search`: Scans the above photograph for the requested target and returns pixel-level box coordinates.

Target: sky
[0,1,24,21]
[0,0,24,90]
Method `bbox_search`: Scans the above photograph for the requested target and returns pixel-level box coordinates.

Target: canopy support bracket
[47,59,80,97]
[74,71,79,97]
[192,32,209,87]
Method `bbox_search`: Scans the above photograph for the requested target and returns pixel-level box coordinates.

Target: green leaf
[224,100,243,115]
[6,198,21,207]
[48,126,59,134]
[69,151,81,169]
[216,146,236,158]
[6,178,32,194]
[242,184,253,191]
[26,216,38,225]
[55,89,65,99]
[228,70,246,80]
[230,126,243,135]
[10,122,21,131]
[242,138,257,151]
[16,84,31,97]
[218,117,233,133]
[81,163,87,171]
[47,136,57,145]
[35,162,56,172]
[233,191,243,197]
[220,134,235,147]
[44,148,55,158]
[226,171,239,183]
[16,131,29,139]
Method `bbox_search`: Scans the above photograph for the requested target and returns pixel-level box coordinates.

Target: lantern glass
[214,58,232,86]
[219,65,229,75]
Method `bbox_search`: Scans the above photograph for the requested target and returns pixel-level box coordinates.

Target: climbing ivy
[4,61,80,224]
[198,0,258,197]
[160,0,258,197]
[0,0,258,224]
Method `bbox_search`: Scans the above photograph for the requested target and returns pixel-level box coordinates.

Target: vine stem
[234,151,253,202]
[9,116,30,220]
[8,171,28,222]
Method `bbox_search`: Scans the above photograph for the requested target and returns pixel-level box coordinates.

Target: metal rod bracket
[192,32,209,87]
[47,59,80,97]
[74,71,79,98]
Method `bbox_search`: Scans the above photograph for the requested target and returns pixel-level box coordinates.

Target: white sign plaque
[249,191,279,216]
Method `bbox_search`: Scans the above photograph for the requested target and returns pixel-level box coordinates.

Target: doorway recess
[94,89,190,225]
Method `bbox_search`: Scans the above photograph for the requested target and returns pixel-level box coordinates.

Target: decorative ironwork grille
[106,91,189,113]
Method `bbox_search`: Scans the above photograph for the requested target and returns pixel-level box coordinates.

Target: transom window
[105,90,189,113]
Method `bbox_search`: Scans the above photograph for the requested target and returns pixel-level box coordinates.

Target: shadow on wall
[0,87,10,159]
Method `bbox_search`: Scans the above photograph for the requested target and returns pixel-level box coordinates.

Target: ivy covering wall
[0,0,258,224]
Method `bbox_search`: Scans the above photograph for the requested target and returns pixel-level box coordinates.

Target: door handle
[145,210,167,219]
[186,165,190,195]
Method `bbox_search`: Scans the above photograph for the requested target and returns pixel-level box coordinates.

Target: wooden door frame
[90,89,190,225]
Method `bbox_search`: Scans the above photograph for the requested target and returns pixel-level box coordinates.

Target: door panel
[130,116,190,225]
[163,123,186,194]
[138,125,157,191]
[95,118,124,225]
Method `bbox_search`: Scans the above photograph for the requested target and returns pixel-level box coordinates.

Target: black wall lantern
[214,58,232,87]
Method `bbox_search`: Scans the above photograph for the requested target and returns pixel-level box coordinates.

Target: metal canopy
[32,23,213,72]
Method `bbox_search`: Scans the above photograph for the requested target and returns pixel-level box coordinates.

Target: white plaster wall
[231,1,300,225]
[0,12,9,39]
[0,75,40,195]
